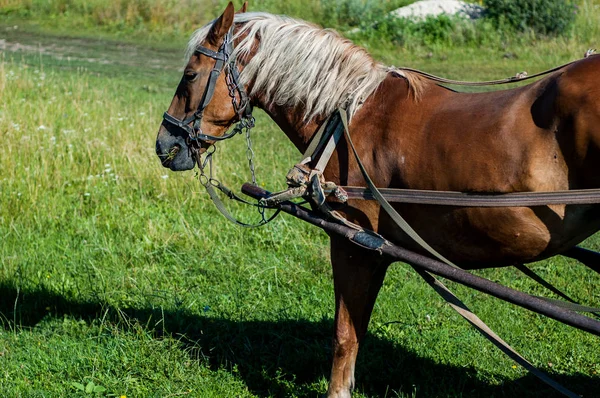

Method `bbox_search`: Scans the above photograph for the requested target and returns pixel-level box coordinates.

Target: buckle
[286,162,311,187]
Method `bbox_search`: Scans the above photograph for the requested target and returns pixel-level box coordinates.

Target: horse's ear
[207,2,235,46]
[237,1,248,13]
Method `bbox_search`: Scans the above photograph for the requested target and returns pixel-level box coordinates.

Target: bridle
[162,26,279,227]
[162,26,254,145]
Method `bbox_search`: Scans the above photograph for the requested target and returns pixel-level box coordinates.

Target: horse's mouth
[159,145,181,167]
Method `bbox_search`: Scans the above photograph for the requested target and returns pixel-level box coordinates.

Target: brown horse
[155,3,600,396]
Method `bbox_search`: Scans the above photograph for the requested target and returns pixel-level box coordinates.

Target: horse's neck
[257,100,325,154]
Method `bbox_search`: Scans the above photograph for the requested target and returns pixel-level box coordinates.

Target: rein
[194,148,280,228]
[393,49,597,87]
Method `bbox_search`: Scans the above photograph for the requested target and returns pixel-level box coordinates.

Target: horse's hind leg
[326,235,391,398]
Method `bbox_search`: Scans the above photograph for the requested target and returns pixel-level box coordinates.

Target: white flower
[161,175,169,179]
[37,125,47,130]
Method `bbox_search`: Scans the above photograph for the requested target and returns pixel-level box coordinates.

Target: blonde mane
[187,12,425,121]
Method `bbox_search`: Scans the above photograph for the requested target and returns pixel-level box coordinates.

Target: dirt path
[0,23,184,82]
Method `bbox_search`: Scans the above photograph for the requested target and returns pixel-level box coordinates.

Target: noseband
[162,27,254,143]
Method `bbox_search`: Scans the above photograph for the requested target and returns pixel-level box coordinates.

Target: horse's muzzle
[156,124,196,171]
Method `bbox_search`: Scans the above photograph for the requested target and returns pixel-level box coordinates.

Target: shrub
[320,0,387,28]
[483,0,577,36]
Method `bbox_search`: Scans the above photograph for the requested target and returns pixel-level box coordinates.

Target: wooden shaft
[241,183,600,336]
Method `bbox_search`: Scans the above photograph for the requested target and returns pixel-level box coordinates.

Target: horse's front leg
[327,235,391,398]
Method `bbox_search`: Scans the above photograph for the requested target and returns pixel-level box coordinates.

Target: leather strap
[301,112,342,165]
[194,46,227,60]
[394,53,598,87]
[314,117,344,173]
[338,186,600,207]
[515,264,600,314]
[198,153,280,228]
[414,268,580,398]
[338,109,458,267]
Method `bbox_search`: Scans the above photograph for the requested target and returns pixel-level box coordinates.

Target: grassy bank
[1,1,600,397]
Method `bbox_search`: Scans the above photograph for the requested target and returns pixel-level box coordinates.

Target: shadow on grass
[0,282,597,398]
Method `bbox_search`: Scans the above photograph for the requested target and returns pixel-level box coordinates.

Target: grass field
[1,1,600,397]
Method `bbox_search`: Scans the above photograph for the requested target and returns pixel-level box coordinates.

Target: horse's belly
[382,205,600,268]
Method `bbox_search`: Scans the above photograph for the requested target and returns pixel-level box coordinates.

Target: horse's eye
[184,72,198,82]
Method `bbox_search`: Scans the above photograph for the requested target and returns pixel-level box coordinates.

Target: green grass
[1,1,600,397]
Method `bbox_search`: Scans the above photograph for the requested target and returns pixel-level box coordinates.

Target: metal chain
[245,119,257,185]
[226,68,240,114]
[193,116,276,226]
[239,115,269,223]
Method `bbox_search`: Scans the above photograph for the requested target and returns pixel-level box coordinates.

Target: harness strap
[393,52,598,87]
[194,47,227,60]
[203,181,279,227]
[314,118,344,173]
[338,109,458,267]
[562,247,600,275]
[515,264,600,314]
[414,268,580,398]
[301,117,329,161]
[196,66,224,120]
[338,186,600,207]
[301,112,342,163]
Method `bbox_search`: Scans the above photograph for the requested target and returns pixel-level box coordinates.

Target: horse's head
[156,1,250,171]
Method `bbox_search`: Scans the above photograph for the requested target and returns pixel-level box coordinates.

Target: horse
[155,3,600,397]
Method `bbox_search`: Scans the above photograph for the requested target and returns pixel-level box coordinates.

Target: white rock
[391,0,485,21]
